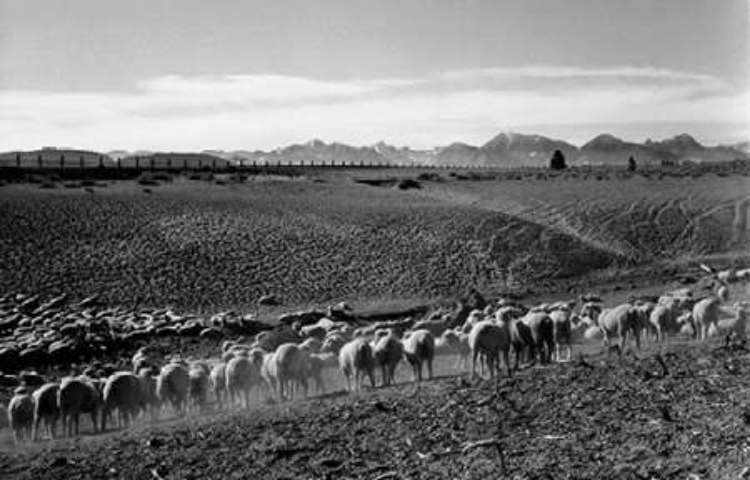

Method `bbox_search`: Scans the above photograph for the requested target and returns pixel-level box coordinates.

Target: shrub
[395,178,421,190]
[137,173,160,186]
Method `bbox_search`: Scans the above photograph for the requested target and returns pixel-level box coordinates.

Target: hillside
[0,178,619,312]
[0,173,748,313]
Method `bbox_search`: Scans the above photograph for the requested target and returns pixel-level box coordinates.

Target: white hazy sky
[0,0,748,151]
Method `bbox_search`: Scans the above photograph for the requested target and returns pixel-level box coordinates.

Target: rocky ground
[2,342,749,479]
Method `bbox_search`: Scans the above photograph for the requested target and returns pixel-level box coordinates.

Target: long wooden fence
[0,153,544,181]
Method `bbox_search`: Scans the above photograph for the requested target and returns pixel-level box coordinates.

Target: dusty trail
[2,341,750,480]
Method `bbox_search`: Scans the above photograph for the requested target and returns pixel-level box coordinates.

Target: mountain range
[1,133,747,169]
[199,133,749,167]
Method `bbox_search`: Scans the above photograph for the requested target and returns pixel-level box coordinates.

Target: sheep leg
[427,359,433,380]
[472,349,479,377]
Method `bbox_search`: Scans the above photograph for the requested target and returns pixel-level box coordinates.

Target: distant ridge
[4,132,748,168]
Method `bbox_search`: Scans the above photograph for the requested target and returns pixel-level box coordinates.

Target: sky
[0,0,747,151]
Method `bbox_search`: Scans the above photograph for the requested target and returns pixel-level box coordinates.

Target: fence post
[16,153,21,168]
[149,157,154,171]
[212,158,217,172]
[79,156,84,176]
[135,156,140,170]
[59,154,64,174]
[37,154,42,169]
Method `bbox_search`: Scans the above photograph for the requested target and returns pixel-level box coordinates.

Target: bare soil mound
[0,180,619,312]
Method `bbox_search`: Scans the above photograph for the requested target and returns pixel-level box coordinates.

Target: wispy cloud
[0,65,747,150]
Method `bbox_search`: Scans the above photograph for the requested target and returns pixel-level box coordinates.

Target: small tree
[628,156,637,172]
[549,149,567,170]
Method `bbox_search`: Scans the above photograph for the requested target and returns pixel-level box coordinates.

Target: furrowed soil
[1,173,748,314]
[2,343,750,479]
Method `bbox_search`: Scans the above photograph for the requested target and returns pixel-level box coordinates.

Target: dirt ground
[2,340,749,480]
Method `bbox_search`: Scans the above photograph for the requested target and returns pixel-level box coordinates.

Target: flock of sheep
[3,269,748,446]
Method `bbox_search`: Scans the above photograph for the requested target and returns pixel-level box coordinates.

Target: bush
[395,178,421,190]
[137,173,160,186]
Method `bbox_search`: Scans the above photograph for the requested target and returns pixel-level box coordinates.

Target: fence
[0,153,538,181]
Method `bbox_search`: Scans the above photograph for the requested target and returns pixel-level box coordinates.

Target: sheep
[187,364,210,413]
[226,355,260,408]
[32,382,60,441]
[8,387,34,444]
[517,311,554,365]
[649,304,684,342]
[596,304,643,352]
[338,338,376,393]
[320,333,347,355]
[434,329,470,370]
[0,403,7,430]
[714,303,749,343]
[299,337,323,354]
[131,347,157,373]
[717,283,730,303]
[631,301,656,342]
[402,329,435,382]
[271,343,310,401]
[101,372,142,431]
[210,363,227,410]
[373,331,404,386]
[156,362,190,416]
[459,310,485,334]
[468,320,512,378]
[58,376,101,437]
[412,316,451,337]
[549,307,573,362]
[693,296,722,341]
[307,352,338,394]
[136,368,158,421]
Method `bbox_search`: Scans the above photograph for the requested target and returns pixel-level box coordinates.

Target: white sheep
[713,302,749,343]
[226,355,260,408]
[58,376,101,437]
[270,343,310,401]
[156,362,190,416]
[320,333,347,355]
[594,304,642,352]
[434,329,470,370]
[402,329,435,382]
[373,331,404,386]
[0,403,8,430]
[210,363,227,410]
[338,338,376,393]
[693,296,722,341]
[187,364,210,413]
[8,387,34,444]
[299,337,323,354]
[549,308,573,362]
[649,304,683,342]
[102,372,142,431]
[307,352,338,394]
[132,347,157,373]
[468,320,512,378]
[32,382,60,441]
[136,369,158,421]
